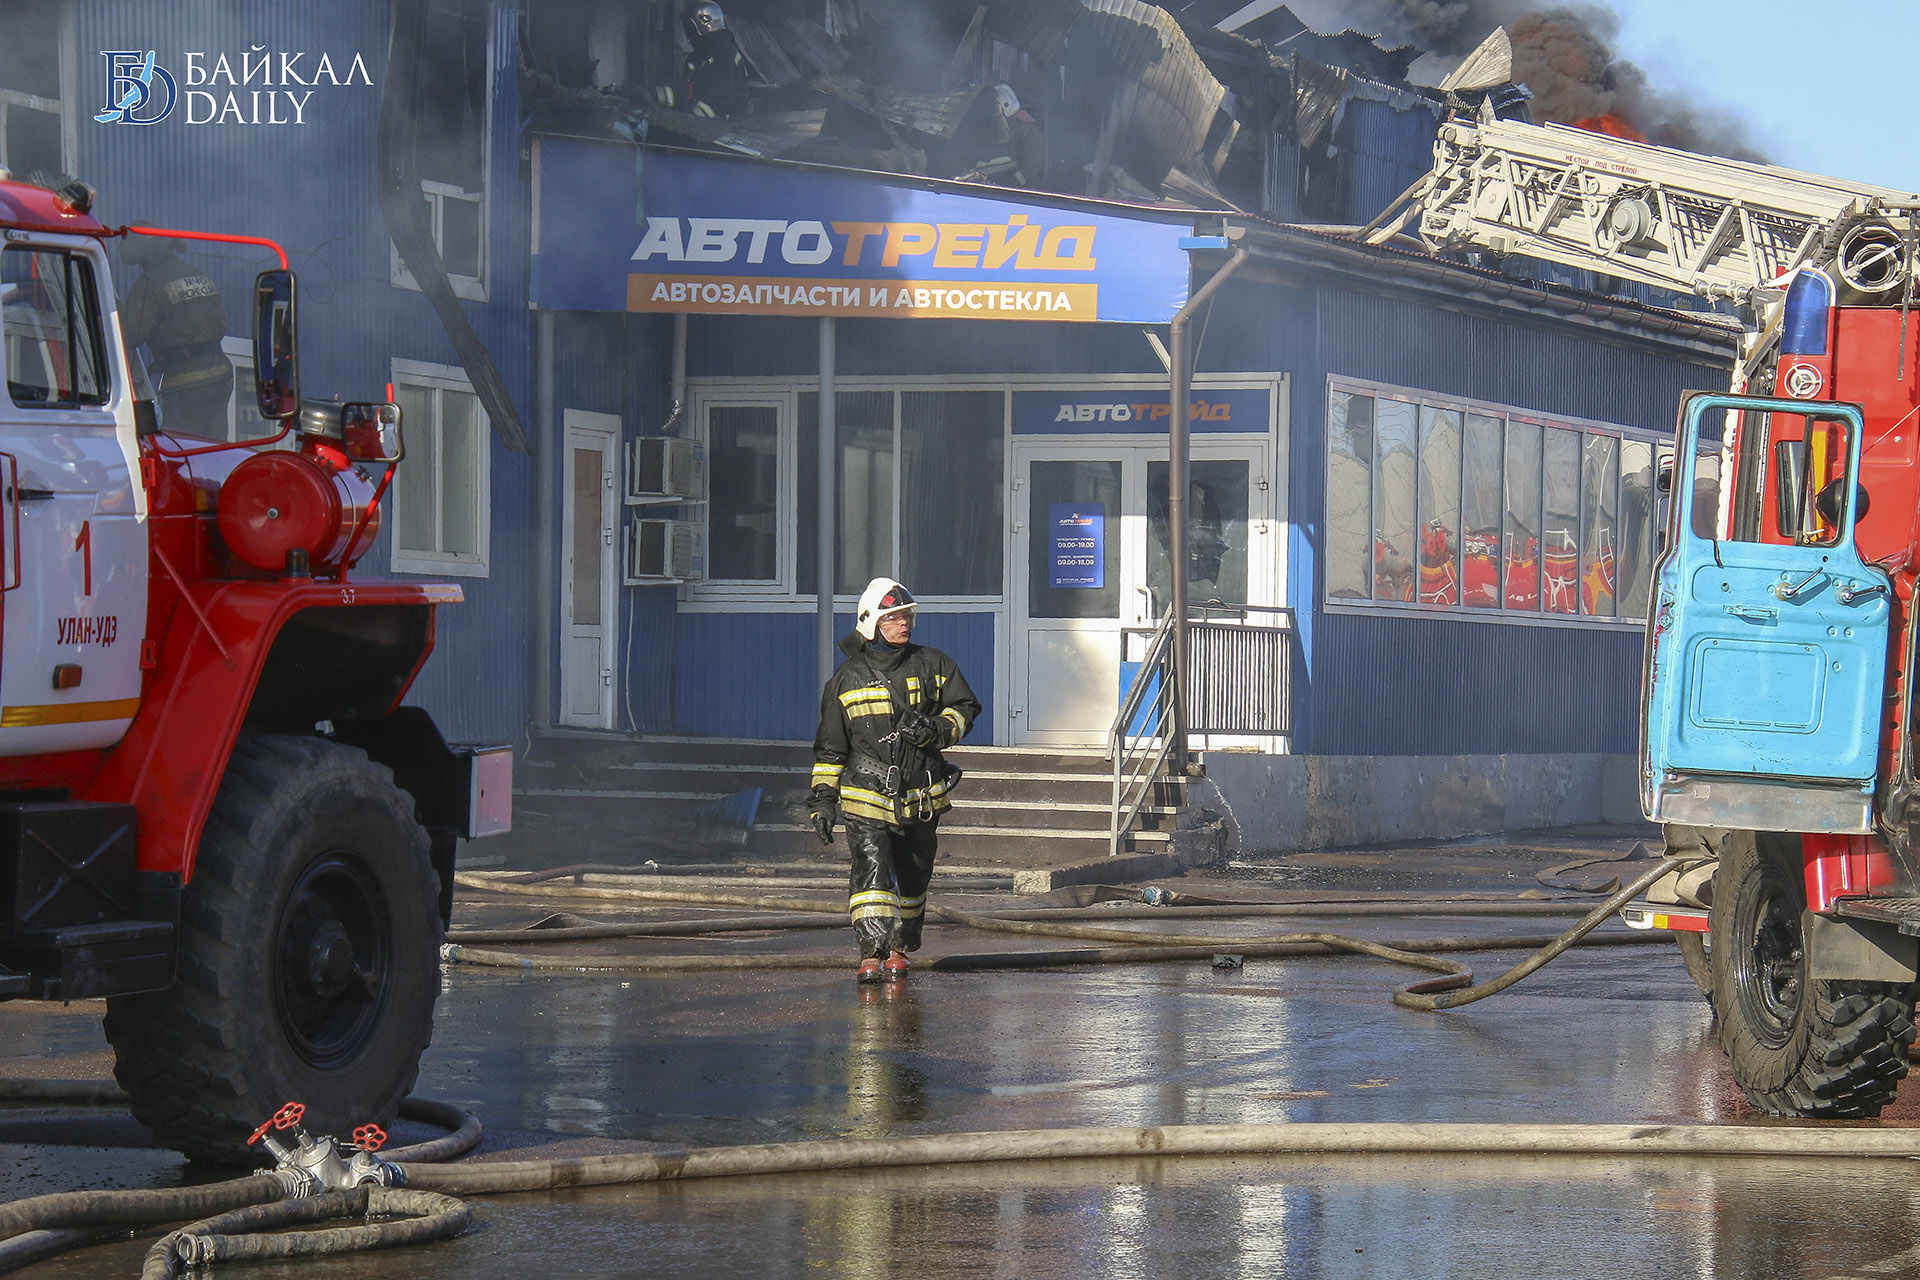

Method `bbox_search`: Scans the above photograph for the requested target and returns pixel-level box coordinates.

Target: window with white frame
[700,385,1005,598]
[1324,377,1660,623]
[391,360,490,577]
[0,1,71,181]
[390,0,490,301]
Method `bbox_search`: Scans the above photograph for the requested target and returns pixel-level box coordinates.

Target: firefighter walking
[810,578,980,983]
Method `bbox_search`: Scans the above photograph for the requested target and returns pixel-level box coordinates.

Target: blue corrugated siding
[72,1,535,744]
[690,313,1164,379]
[1310,613,1643,754]
[1206,276,1730,756]
[675,611,995,743]
[1341,100,1438,227]
[545,310,683,732]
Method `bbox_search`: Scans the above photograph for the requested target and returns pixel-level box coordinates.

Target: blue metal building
[13,0,1740,845]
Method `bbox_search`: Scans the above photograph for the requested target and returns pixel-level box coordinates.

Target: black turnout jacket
[812,632,981,826]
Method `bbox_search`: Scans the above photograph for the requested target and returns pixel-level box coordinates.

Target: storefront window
[901,390,1003,595]
[1417,407,1462,606]
[1462,413,1503,608]
[1618,440,1656,619]
[1373,399,1417,603]
[1504,418,1542,610]
[707,404,779,581]
[787,388,1006,599]
[1325,378,1657,624]
[1325,391,1373,601]
[1581,434,1620,617]
[1542,426,1581,615]
[797,390,892,595]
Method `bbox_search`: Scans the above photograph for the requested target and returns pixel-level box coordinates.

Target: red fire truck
[0,176,508,1161]
[1378,116,1920,1117]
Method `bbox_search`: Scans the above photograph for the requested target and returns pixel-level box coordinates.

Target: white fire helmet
[687,1,726,35]
[993,83,1033,122]
[855,577,917,640]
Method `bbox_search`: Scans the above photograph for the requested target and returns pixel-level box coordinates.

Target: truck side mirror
[1814,478,1871,528]
[342,402,403,464]
[252,269,298,420]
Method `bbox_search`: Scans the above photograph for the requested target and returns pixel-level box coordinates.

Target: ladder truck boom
[1369,117,1920,310]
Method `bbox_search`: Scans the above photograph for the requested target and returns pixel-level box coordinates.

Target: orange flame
[1572,114,1646,143]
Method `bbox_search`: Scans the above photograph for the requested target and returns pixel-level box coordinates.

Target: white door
[1009,447,1144,746]
[560,411,617,728]
[1007,441,1271,747]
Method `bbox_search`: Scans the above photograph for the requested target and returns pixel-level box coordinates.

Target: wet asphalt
[8,828,1920,1279]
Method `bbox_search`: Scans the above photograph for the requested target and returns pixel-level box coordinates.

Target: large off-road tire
[103,736,441,1162]
[1709,829,1916,1117]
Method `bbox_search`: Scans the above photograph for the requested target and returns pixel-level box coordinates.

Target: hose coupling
[172,1231,219,1265]
[266,1165,318,1198]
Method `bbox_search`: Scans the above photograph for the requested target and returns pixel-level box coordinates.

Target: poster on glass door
[1049,504,1104,588]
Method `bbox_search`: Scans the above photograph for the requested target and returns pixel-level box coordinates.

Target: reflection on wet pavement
[9,867,1920,1278]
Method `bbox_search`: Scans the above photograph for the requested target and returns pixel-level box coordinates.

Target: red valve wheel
[247,1120,274,1147]
[351,1124,388,1151]
[272,1101,306,1130]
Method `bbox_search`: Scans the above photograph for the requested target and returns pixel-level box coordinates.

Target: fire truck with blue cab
[1378,114,1920,1118]
[0,174,509,1161]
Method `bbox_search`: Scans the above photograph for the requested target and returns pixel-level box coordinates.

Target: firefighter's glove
[897,707,945,750]
[809,788,838,845]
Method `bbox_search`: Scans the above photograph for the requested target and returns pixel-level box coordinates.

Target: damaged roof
[521,0,1444,219]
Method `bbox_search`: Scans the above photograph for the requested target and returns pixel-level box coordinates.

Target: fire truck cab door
[1641,394,1888,834]
[0,238,149,756]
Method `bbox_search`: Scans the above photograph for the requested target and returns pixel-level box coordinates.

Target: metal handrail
[1106,602,1296,856]
[1108,611,1178,857]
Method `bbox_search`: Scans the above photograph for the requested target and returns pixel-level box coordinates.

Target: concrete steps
[482,733,1182,872]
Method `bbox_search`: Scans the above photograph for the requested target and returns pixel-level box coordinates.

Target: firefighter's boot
[856,957,884,984]
[882,951,909,980]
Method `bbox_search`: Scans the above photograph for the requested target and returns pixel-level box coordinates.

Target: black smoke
[1276,0,1767,162]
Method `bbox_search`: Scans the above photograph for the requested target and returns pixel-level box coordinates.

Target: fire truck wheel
[1709,829,1916,1118]
[103,735,441,1163]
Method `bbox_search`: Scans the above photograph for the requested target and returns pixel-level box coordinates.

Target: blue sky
[1605,0,1920,192]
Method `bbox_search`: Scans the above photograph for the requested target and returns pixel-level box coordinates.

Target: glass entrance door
[1009,444,1268,747]
[1010,453,1135,745]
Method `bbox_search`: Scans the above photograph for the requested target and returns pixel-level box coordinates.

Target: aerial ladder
[1366,116,1920,385]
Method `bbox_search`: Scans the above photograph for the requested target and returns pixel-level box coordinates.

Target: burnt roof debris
[521,1,1455,217]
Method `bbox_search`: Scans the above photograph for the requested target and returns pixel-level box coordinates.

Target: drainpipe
[1167,234,1248,770]
[532,310,556,731]
[661,313,687,435]
[817,317,837,689]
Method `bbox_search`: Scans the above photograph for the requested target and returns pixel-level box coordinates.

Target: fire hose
[18,1099,1920,1274]
[444,857,1693,1008]
[0,858,1703,1273]
[0,1096,481,1276]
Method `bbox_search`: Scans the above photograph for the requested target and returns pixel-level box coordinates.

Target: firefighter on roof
[810,578,980,984]
[683,1,749,119]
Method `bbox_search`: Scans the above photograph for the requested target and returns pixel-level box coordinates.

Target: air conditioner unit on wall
[626,436,705,504]
[624,517,706,583]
